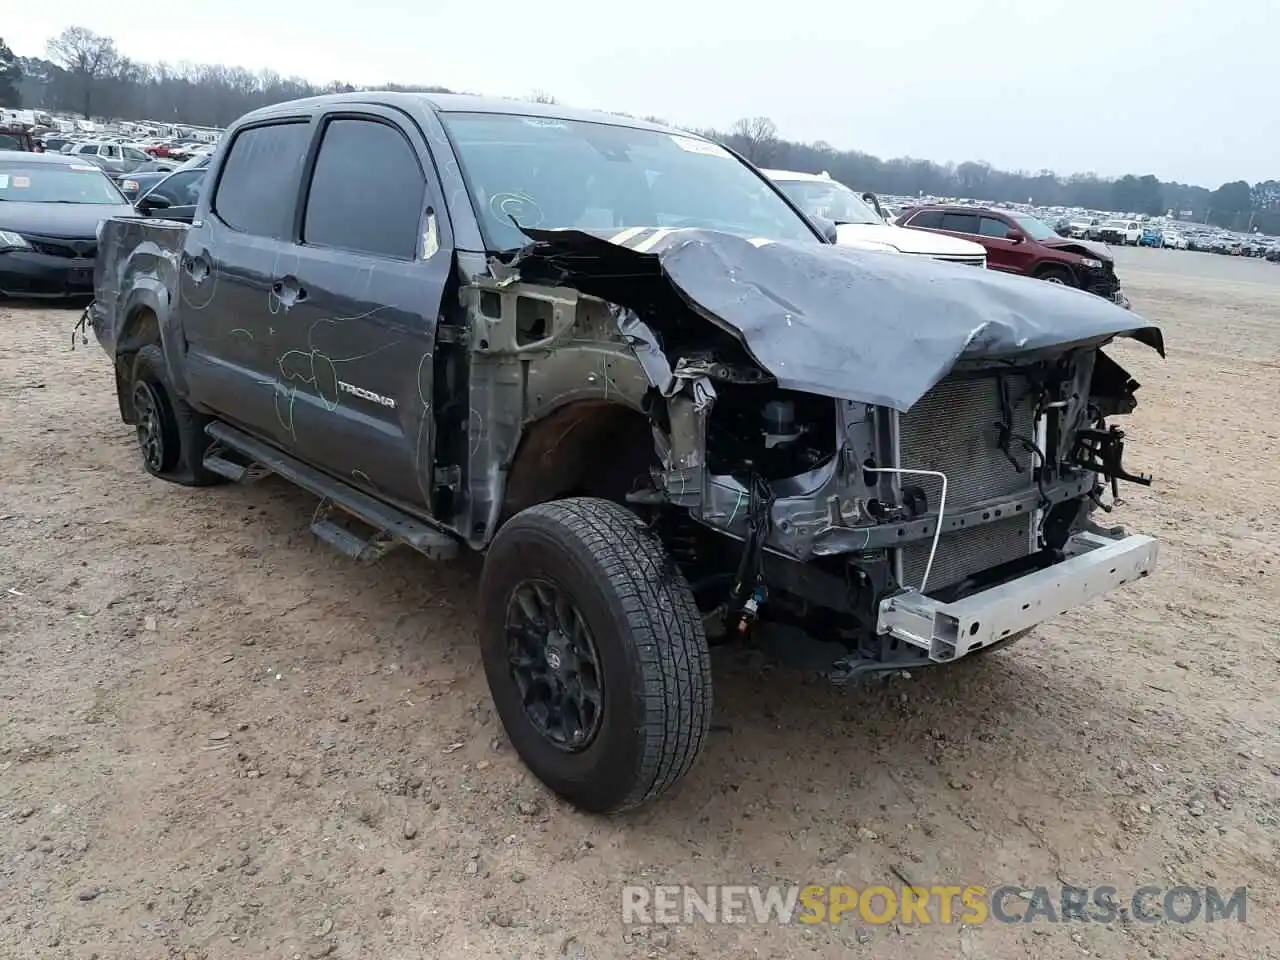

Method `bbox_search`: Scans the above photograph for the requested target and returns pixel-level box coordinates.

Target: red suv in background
[896,205,1129,308]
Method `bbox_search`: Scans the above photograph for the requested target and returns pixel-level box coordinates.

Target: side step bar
[202,440,270,484]
[204,422,458,562]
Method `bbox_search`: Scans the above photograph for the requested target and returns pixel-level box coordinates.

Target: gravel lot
[2,250,1278,960]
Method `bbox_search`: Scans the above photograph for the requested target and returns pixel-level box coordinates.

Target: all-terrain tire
[131,344,223,486]
[478,497,712,813]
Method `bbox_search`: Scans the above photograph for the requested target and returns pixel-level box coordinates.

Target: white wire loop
[863,467,950,595]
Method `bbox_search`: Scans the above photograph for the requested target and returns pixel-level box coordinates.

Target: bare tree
[730,116,778,164]
[46,26,118,118]
[0,36,21,108]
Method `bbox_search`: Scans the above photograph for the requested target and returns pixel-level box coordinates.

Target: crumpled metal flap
[514,227,1164,411]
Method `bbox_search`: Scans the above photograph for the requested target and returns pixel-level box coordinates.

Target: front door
[977,214,1036,274]
[278,111,452,512]
[179,117,314,444]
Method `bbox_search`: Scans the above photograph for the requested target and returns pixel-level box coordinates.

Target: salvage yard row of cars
[1056,213,1278,256]
[66,93,1166,814]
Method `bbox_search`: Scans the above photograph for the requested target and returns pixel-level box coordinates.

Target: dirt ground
[2,252,1278,960]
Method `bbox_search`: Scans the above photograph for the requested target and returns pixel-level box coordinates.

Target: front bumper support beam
[876,531,1158,662]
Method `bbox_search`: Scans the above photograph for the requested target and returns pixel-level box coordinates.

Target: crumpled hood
[513,227,1164,412]
[1040,236,1114,260]
[834,221,987,258]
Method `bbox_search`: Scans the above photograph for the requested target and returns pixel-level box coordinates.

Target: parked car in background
[1066,217,1098,239]
[0,151,136,298]
[897,205,1128,306]
[0,125,35,152]
[68,140,178,178]
[765,169,987,267]
[133,162,207,223]
[1097,219,1141,245]
[1210,235,1241,255]
[1138,226,1163,247]
[118,153,212,204]
[116,170,171,203]
[1162,230,1188,250]
[40,135,78,153]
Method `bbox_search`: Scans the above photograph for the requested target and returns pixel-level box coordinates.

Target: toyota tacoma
[88,93,1163,813]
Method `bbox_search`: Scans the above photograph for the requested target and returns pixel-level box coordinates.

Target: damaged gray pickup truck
[88,93,1163,813]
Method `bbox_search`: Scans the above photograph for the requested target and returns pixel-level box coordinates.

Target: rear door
[281,109,451,511]
[179,117,314,442]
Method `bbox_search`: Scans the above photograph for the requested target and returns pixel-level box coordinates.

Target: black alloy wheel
[505,577,605,752]
[478,497,713,813]
[132,378,171,473]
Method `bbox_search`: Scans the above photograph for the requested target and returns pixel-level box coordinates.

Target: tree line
[715,117,1278,235]
[4,28,1276,234]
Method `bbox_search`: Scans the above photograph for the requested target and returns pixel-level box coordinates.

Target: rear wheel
[130,344,223,486]
[478,497,712,813]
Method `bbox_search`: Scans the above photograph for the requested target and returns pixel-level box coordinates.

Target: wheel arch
[501,399,655,525]
[114,302,162,423]
[1032,260,1079,285]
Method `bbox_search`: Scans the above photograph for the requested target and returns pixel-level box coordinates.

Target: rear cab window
[212,121,311,239]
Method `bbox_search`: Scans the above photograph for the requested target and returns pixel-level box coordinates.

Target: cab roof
[241,91,689,137]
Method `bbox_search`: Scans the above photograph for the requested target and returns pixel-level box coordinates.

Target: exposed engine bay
[450,226,1164,673]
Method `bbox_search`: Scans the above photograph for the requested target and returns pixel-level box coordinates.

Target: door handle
[184,254,210,283]
[272,277,307,306]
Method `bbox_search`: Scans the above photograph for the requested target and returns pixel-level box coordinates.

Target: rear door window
[302,117,425,260]
[940,212,979,234]
[213,121,311,239]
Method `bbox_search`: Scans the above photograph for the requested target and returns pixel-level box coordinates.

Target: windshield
[1010,214,1059,241]
[0,161,125,204]
[771,178,882,225]
[441,112,820,251]
[1102,219,1127,229]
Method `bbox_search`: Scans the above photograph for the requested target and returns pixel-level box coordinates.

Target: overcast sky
[7,0,1275,187]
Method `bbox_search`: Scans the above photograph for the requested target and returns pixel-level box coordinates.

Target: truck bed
[91,217,189,355]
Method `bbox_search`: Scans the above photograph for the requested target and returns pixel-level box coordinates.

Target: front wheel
[478,498,712,813]
[1035,265,1075,286]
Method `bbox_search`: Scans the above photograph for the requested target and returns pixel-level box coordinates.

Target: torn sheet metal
[514,227,1165,412]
